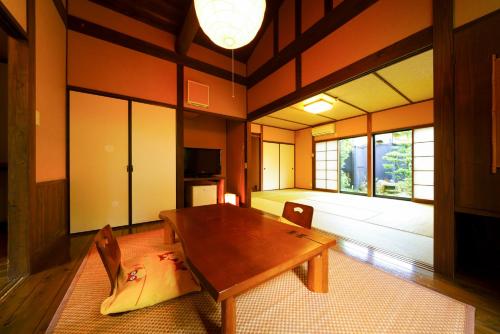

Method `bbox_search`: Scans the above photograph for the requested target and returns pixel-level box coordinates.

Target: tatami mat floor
[251,189,434,265]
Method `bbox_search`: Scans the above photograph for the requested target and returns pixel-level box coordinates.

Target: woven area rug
[48,228,474,333]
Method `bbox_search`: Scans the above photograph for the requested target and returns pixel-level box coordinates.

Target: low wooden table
[159,204,336,334]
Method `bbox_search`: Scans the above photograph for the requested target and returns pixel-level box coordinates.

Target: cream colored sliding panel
[279,144,295,189]
[131,102,176,224]
[263,142,279,190]
[70,91,128,233]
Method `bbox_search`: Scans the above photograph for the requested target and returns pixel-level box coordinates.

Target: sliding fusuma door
[263,142,279,190]
[69,91,129,233]
[131,102,176,224]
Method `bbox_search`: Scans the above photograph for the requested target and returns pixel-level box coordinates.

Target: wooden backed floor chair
[94,225,201,315]
[281,201,314,229]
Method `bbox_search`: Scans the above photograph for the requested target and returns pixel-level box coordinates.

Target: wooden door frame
[2,0,36,284]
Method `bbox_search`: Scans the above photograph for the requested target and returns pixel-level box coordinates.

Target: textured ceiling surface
[255,50,434,130]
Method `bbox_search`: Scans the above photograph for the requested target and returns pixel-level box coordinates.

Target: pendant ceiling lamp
[194,0,266,50]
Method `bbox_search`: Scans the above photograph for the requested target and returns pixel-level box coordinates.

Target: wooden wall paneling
[247,27,433,122]
[32,180,68,273]
[0,1,28,40]
[226,121,246,205]
[454,11,500,215]
[52,0,67,26]
[67,16,246,85]
[176,64,184,208]
[433,0,455,278]
[6,0,35,279]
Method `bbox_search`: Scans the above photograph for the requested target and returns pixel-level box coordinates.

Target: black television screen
[184,147,221,177]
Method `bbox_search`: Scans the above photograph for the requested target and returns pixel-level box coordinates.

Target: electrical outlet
[36,110,40,126]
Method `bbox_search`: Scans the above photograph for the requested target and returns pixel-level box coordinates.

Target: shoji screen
[263,142,279,190]
[131,102,176,224]
[70,91,128,233]
[279,144,295,189]
[413,127,434,200]
[315,140,338,190]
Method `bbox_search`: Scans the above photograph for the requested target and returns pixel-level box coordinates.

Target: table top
[159,204,336,301]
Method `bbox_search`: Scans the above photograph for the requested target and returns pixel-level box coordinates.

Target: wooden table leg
[221,296,236,334]
[164,221,175,244]
[307,249,329,293]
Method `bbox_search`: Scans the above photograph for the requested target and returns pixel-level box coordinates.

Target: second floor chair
[281,201,314,229]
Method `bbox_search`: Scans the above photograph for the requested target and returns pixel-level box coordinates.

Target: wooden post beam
[175,3,199,55]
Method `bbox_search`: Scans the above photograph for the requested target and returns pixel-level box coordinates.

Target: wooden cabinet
[186,184,218,207]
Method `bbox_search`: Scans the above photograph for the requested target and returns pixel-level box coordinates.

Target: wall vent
[187,80,210,108]
[312,123,335,137]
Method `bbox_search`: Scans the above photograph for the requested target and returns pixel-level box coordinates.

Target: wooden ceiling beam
[175,3,199,55]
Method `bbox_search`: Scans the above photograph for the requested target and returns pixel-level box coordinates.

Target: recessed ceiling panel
[253,116,306,130]
[320,100,366,120]
[377,50,433,102]
[327,74,409,112]
[271,107,333,125]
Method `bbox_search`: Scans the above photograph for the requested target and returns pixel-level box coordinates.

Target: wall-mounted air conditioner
[312,123,335,137]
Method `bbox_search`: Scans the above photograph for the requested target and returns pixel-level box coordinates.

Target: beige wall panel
[1,0,27,32]
[279,144,295,189]
[263,126,296,143]
[36,0,67,182]
[70,91,128,233]
[250,123,262,134]
[254,117,304,130]
[314,115,367,141]
[295,128,313,189]
[454,0,500,28]
[263,142,280,190]
[372,100,434,133]
[132,102,176,224]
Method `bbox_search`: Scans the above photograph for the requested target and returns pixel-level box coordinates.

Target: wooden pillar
[366,114,373,197]
[176,64,184,209]
[433,0,455,277]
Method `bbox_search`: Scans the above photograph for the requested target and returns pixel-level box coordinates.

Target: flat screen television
[184,147,221,177]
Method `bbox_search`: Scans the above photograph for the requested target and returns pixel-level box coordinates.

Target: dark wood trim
[0,1,28,40]
[433,0,455,278]
[295,56,302,89]
[247,27,433,121]
[67,15,247,85]
[127,101,132,228]
[452,8,500,34]
[67,85,177,110]
[247,0,376,88]
[455,206,500,219]
[273,13,279,56]
[51,0,67,27]
[183,106,246,122]
[373,72,413,103]
[324,0,334,14]
[175,3,198,55]
[176,64,184,209]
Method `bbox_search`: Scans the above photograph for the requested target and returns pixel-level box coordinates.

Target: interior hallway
[252,189,434,266]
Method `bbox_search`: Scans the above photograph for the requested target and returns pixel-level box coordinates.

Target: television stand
[184,176,225,206]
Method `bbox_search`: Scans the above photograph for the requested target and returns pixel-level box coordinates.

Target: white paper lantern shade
[194,0,266,50]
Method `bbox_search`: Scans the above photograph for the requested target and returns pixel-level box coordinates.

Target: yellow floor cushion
[101,250,201,315]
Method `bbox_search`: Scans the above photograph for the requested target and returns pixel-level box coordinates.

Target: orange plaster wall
[371,100,434,133]
[314,115,367,141]
[250,123,262,134]
[302,0,324,32]
[454,0,500,27]
[68,31,177,105]
[247,24,274,75]
[187,43,246,77]
[302,0,432,86]
[262,126,295,144]
[184,114,227,177]
[295,128,312,189]
[36,0,67,182]
[184,68,246,119]
[68,0,175,50]
[247,60,296,113]
[279,0,295,51]
[0,0,27,32]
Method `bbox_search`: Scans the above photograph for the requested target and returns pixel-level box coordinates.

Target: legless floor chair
[281,201,314,229]
[94,225,201,315]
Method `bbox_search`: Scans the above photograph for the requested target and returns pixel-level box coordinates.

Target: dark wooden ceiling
[90,0,283,63]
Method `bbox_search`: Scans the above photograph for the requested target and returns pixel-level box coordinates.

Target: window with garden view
[374,130,413,199]
[339,136,368,194]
